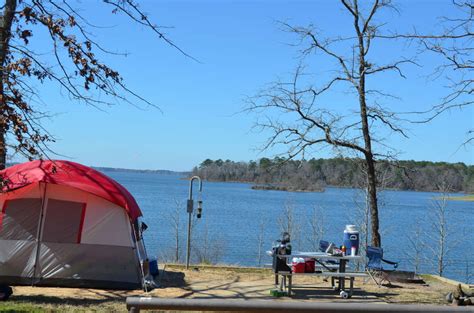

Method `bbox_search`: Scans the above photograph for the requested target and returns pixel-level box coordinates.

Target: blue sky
[15,0,473,170]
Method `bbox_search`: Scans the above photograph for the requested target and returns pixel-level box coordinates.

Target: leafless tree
[307,206,326,252]
[464,259,473,284]
[247,0,418,247]
[277,201,302,249]
[169,199,182,263]
[0,0,191,168]
[405,224,426,275]
[193,220,225,265]
[428,186,457,277]
[256,217,266,266]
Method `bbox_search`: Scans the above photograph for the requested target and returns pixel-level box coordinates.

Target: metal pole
[126,297,474,313]
[186,210,192,269]
[186,176,202,269]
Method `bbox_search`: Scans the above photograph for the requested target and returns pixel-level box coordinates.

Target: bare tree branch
[247,0,416,247]
[0,0,189,168]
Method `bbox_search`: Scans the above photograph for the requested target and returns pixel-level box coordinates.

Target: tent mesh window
[41,199,85,244]
[0,198,42,240]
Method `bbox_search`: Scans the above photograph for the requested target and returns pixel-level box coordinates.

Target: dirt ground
[2,265,457,312]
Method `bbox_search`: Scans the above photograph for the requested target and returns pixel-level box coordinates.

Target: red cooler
[292,260,306,273]
[304,258,315,273]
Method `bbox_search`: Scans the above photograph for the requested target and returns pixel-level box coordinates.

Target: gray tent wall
[0,182,144,289]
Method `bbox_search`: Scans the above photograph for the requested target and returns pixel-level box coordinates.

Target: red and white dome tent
[0,160,148,289]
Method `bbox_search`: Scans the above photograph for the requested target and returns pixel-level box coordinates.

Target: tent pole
[131,221,148,292]
[140,227,149,260]
[32,182,47,285]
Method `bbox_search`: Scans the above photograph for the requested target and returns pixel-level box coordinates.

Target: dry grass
[447,195,474,202]
[1,265,456,312]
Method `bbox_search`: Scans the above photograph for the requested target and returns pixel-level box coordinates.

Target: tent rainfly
[0,160,147,289]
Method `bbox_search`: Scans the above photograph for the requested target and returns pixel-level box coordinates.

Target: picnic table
[271,251,368,298]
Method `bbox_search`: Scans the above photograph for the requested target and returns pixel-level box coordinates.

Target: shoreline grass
[447,195,474,202]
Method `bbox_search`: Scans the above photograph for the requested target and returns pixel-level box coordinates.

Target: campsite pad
[4,265,455,312]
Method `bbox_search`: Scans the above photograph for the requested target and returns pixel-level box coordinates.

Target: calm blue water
[104,170,474,283]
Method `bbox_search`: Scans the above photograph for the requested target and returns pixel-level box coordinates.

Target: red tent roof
[0,160,142,221]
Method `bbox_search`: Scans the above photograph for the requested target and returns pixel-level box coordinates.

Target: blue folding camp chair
[366,246,399,286]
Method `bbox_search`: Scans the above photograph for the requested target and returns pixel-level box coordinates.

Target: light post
[186,176,202,269]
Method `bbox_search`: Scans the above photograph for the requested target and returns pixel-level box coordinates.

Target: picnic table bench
[271,251,368,298]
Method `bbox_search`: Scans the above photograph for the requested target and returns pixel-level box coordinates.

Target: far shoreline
[95,167,472,195]
[181,176,470,195]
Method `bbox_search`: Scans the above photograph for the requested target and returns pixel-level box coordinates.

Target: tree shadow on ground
[176,277,272,300]
[8,269,188,306]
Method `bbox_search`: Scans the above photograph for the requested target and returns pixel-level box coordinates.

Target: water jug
[343,224,359,255]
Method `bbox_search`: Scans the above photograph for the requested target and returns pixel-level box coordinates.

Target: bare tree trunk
[359,77,381,247]
[256,218,265,266]
[0,0,17,169]
[170,200,182,263]
[366,156,381,247]
[429,187,454,277]
[278,202,301,249]
[356,8,381,247]
[436,197,447,277]
[307,206,325,252]
[406,224,426,275]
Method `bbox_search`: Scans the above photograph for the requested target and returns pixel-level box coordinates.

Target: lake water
[103,170,474,283]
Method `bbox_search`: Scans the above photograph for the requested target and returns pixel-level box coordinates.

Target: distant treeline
[6,163,188,176]
[191,158,474,193]
[95,166,186,175]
